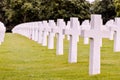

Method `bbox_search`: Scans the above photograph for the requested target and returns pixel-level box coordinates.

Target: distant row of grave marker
[12,14,120,75]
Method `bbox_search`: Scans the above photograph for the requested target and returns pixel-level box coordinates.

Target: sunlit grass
[0,33,120,80]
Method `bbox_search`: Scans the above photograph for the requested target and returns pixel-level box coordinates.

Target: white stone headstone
[105,19,114,40]
[100,23,108,47]
[53,19,65,55]
[34,22,39,42]
[38,22,44,44]
[81,14,110,75]
[0,22,5,45]
[0,21,6,44]
[48,20,56,49]
[29,23,33,40]
[66,21,70,40]
[42,21,49,46]
[25,23,30,38]
[109,18,120,52]
[31,23,36,41]
[64,17,81,63]
[81,20,90,44]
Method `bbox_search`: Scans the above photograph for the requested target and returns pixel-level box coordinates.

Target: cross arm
[101,30,111,38]
[108,24,118,31]
[63,29,71,35]
[81,30,94,38]
[52,27,59,33]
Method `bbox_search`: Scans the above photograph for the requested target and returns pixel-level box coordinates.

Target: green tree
[114,0,120,17]
[1,0,41,30]
[0,0,91,32]
[39,0,90,21]
[91,0,116,23]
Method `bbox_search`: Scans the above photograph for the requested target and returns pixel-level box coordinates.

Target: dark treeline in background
[0,0,119,32]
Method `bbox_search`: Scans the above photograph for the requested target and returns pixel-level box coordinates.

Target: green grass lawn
[0,33,120,80]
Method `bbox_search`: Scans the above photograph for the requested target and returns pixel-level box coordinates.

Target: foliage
[114,0,120,17]
[91,0,116,23]
[0,0,119,31]
[0,0,90,32]
[39,0,90,21]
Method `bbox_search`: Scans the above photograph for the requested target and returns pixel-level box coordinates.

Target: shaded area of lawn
[0,33,120,80]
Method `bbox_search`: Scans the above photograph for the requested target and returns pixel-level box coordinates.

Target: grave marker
[42,21,49,46]
[64,17,81,63]
[109,18,120,52]
[66,21,70,40]
[31,23,36,41]
[38,22,44,44]
[105,19,114,40]
[81,20,90,44]
[48,20,56,49]
[53,19,65,55]
[0,22,6,44]
[34,22,39,42]
[81,14,110,75]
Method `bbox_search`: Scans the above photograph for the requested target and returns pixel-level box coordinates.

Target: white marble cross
[25,24,31,39]
[109,18,120,52]
[66,21,70,40]
[42,21,49,46]
[34,22,39,42]
[53,19,65,55]
[0,22,6,44]
[29,23,34,40]
[105,19,114,40]
[100,23,109,47]
[81,20,90,44]
[38,22,44,44]
[48,20,56,49]
[64,17,81,63]
[31,23,36,41]
[81,14,110,75]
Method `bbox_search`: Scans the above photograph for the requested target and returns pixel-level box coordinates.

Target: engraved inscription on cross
[81,14,110,75]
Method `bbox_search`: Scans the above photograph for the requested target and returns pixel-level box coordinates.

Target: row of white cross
[12,14,120,75]
[0,22,6,45]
